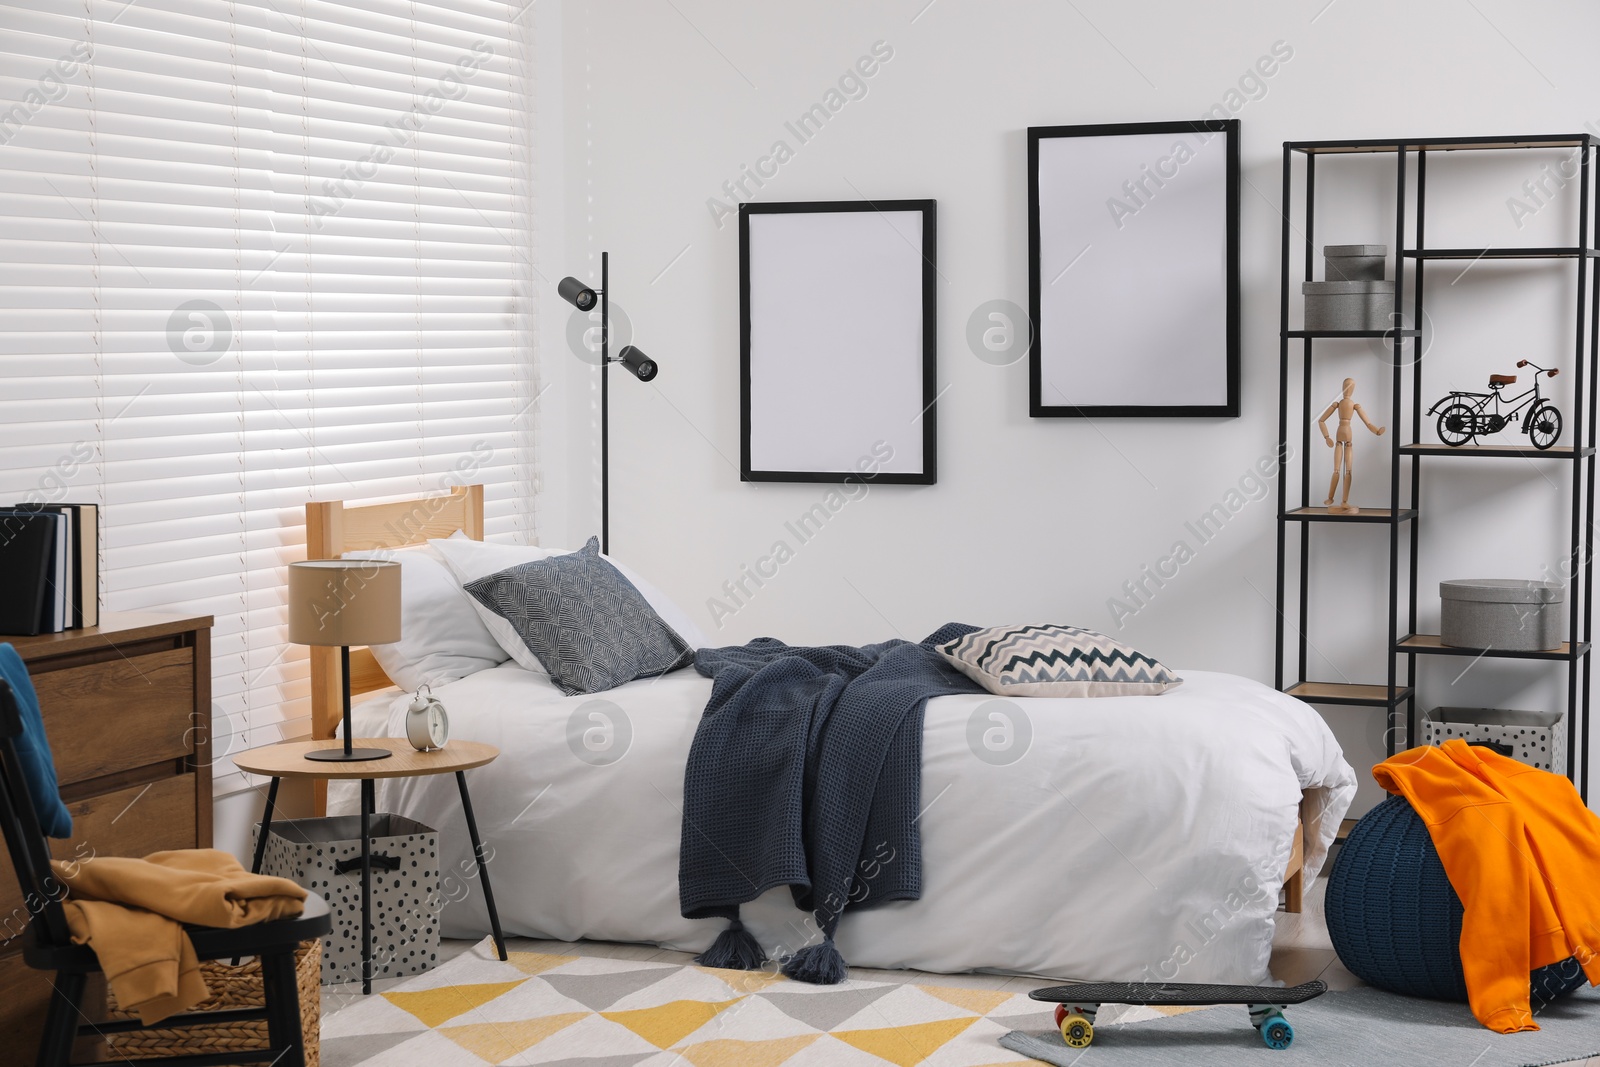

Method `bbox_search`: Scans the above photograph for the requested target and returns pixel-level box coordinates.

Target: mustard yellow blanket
[50,848,306,1024]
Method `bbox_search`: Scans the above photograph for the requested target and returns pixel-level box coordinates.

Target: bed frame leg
[1282,869,1304,913]
[1280,803,1307,913]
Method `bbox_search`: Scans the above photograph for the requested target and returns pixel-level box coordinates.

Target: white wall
[541,0,1600,816]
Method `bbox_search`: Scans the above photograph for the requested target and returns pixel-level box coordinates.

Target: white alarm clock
[405,687,450,751]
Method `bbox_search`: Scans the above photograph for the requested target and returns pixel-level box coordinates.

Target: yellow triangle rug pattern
[322,937,1055,1065]
[676,1034,821,1067]
[381,980,528,1029]
[507,950,580,977]
[601,997,746,1048]
[833,1017,980,1067]
[439,1013,588,1061]
[917,985,1014,1017]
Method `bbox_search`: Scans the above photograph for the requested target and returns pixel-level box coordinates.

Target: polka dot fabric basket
[256,813,440,985]
[1420,707,1565,772]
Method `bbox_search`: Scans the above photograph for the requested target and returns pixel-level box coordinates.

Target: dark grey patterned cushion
[463,537,694,695]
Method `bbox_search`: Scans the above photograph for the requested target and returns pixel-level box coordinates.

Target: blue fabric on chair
[0,643,71,838]
[1326,793,1584,1005]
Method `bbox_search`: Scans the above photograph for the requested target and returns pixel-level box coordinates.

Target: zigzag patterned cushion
[464,537,694,696]
[937,623,1183,698]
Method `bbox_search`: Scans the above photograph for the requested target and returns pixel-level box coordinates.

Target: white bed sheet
[341,663,1354,983]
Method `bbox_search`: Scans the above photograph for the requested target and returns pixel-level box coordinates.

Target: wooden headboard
[304,483,485,744]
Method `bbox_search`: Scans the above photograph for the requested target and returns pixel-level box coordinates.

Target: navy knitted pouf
[1325,793,1586,1004]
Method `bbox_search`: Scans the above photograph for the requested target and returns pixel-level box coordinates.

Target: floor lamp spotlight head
[558,276,598,311]
[617,345,658,382]
[287,559,401,762]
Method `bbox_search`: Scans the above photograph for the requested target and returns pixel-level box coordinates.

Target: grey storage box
[1303,279,1395,331]
[1325,244,1388,281]
[1440,578,1564,651]
[255,813,440,985]
[1423,706,1565,772]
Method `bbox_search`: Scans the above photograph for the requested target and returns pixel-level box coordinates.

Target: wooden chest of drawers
[0,612,213,1056]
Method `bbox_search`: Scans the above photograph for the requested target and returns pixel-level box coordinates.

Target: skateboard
[1027,979,1327,1050]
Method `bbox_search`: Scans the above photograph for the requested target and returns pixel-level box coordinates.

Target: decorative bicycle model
[1428,360,1563,450]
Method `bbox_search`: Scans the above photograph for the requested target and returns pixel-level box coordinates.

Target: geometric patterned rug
[320,937,1053,1066]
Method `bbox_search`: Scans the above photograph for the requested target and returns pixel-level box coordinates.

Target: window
[0,0,536,792]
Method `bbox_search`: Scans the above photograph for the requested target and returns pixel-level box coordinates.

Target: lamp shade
[287,559,402,646]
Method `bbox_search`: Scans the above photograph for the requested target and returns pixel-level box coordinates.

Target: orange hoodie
[1373,740,1600,1033]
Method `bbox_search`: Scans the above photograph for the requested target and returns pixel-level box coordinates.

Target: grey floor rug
[1000,984,1600,1066]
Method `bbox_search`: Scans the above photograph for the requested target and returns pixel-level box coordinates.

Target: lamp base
[305,747,393,763]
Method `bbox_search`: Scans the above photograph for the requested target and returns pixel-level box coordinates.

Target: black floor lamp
[558,251,658,554]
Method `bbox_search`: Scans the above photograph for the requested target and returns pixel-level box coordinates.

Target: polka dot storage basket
[255,813,440,984]
[1325,794,1585,1004]
[1421,705,1565,772]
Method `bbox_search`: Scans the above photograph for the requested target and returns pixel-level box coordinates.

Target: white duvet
[341,663,1354,984]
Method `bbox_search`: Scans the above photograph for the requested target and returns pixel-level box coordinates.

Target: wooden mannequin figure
[1319,377,1385,514]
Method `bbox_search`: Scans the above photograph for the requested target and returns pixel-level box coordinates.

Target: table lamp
[287,558,401,762]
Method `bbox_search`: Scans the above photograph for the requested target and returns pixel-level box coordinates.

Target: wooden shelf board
[1336,818,1358,842]
[1403,247,1597,260]
[1286,681,1412,707]
[1396,634,1590,660]
[1399,442,1593,459]
[1283,507,1415,523]
[1292,135,1593,155]
[1285,329,1420,339]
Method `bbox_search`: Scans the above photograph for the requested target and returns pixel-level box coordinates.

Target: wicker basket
[104,939,321,1066]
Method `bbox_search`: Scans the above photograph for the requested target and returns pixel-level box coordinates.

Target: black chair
[0,678,331,1067]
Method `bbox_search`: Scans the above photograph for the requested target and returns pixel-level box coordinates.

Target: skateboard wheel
[1060,1013,1094,1049]
[1261,1015,1293,1050]
[1053,1004,1067,1027]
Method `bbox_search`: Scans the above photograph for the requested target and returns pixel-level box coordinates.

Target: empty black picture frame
[1029,119,1240,418]
[739,199,938,483]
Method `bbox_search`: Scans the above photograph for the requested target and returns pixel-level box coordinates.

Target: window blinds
[0,0,536,794]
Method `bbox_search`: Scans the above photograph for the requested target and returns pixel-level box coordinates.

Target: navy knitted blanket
[679,623,982,983]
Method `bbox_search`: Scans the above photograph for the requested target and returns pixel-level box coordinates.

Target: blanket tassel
[781,937,847,985]
[695,919,768,970]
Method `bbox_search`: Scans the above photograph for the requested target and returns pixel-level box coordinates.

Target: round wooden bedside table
[234,738,505,994]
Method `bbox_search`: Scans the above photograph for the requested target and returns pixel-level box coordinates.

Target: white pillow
[429,538,710,676]
[342,544,509,691]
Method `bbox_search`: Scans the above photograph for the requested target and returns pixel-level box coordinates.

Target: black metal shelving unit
[1275,134,1599,802]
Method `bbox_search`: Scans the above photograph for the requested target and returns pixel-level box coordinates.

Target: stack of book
[0,503,99,636]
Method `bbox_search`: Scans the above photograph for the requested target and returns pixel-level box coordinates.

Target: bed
[306,486,1356,983]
